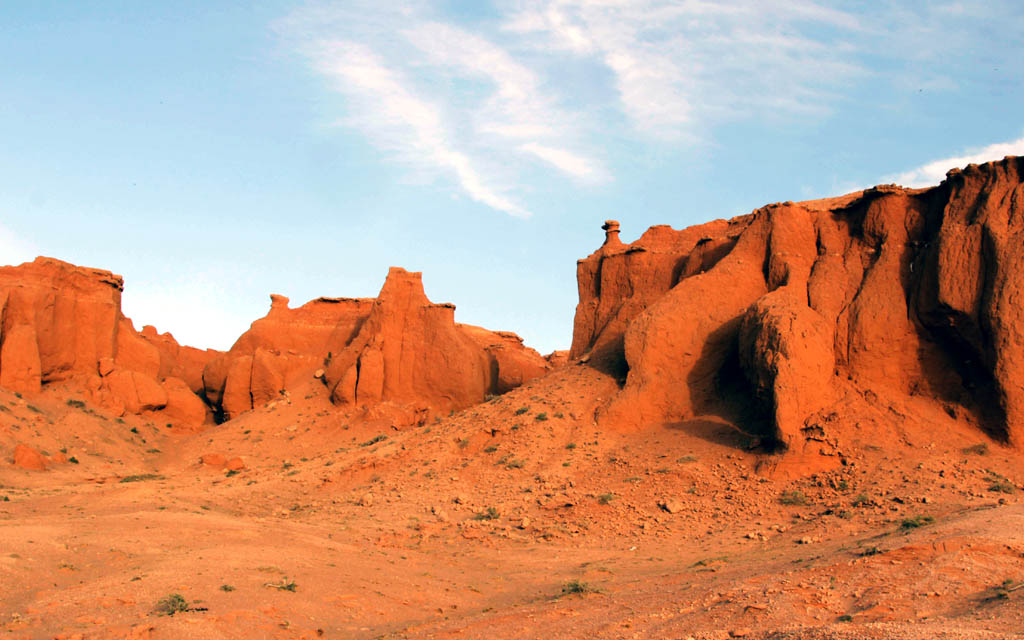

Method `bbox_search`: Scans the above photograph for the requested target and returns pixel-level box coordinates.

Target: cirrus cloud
[280,0,1024,217]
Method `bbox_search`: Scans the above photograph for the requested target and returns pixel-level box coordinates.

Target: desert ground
[3,366,1022,639]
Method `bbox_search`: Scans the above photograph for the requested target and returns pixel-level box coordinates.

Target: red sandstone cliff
[201,294,376,419]
[320,267,549,425]
[0,258,219,425]
[202,267,550,423]
[10,156,1018,453]
[572,156,1024,460]
[0,259,549,428]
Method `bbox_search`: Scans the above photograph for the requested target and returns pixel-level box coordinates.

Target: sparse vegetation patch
[473,507,500,520]
[900,515,935,530]
[560,579,599,597]
[986,579,1023,601]
[779,490,808,505]
[152,594,190,616]
[120,474,163,483]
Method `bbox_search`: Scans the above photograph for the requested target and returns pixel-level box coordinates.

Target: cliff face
[10,156,1018,446]
[202,294,376,419]
[0,258,219,425]
[200,267,550,423]
[0,258,549,427]
[320,267,550,426]
[0,257,124,390]
[572,156,1024,456]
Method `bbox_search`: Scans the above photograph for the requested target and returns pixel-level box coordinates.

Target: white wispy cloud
[519,142,602,181]
[309,40,530,217]
[889,137,1024,188]
[279,0,1023,215]
[279,3,604,217]
[503,0,867,137]
[403,22,551,135]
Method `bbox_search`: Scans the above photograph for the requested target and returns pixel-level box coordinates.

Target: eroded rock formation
[0,258,549,428]
[0,258,219,425]
[459,324,551,396]
[201,294,375,419]
[203,267,550,422]
[320,267,549,424]
[322,267,488,415]
[572,156,1024,454]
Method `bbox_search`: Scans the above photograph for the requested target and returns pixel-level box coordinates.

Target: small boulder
[161,377,208,426]
[200,453,228,467]
[658,497,684,514]
[13,444,47,471]
[104,370,168,413]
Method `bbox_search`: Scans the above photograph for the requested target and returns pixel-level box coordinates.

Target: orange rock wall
[321,267,550,424]
[202,269,550,421]
[572,157,1024,451]
[0,258,218,426]
[201,295,375,419]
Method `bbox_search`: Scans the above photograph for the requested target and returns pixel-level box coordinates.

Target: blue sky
[2,1,1022,354]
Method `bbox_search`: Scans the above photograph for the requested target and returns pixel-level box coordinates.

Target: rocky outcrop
[571,218,744,375]
[545,350,570,369]
[459,324,550,396]
[202,295,376,419]
[320,267,550,424]
[573,156,1024,453]
[323,268,487,417]
[1,259,549,425]
[0,258,219,426]
[138,325,213,395]
[202,267,550,422]
[0,258,123,385]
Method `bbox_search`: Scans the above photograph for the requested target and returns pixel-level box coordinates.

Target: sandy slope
[2,367,1023,639]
